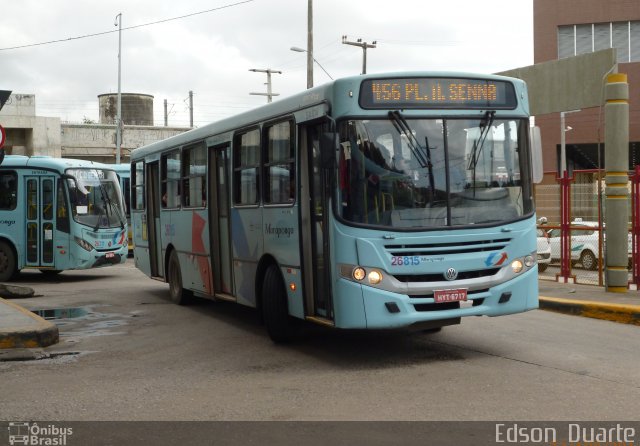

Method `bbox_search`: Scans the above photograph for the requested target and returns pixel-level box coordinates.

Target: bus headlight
[368,270,383,285]
[511,259,524,274]
[74,236,93,252]
[352,267,366,281]
[524,255,535,268]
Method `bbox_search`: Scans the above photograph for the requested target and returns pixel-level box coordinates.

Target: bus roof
[131,71,528,160]
[0,155,115,171]
[103,163,131,175]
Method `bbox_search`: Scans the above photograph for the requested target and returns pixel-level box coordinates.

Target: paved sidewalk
[539,279,640,325]
[0,279,638,350]
[0,297,59,349]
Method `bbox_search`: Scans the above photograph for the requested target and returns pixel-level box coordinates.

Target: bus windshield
[66,168,126,230]
[337,116,533,228]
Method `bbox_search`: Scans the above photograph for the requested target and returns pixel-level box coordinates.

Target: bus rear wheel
[0,241,17,282]
[262,264,294,343]
[167,250,193,305]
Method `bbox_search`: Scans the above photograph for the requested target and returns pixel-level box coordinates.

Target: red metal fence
[535,169,639,287]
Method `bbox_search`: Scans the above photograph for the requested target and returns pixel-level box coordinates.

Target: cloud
[0,0,533,127]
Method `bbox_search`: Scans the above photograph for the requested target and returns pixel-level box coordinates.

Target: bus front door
[300,123,334,322]
[208,144,234,297]
[24,176,56,269]
[146,162,163,278]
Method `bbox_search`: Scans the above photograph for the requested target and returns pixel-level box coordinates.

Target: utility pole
[114,13,122,164]
[249,68,282,103]
[341,35,377,75]
[189,91,194,128]
[307,0,313,88]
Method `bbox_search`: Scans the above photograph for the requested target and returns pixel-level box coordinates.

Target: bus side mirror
[320,132,336,169]
[530,126,543,184]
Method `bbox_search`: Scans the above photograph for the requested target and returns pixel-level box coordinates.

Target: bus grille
[393,268,499,283]
[385,238,511,256]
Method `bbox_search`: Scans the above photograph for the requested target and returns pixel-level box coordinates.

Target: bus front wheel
[0,241,17,282]
[262,265,294,343]
[167,250,193,305]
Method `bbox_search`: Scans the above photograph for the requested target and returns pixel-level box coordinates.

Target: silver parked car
[536,228,551,272]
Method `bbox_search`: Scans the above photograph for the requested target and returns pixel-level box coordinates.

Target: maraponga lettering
[0,219,16,227]
[265,224,294,238]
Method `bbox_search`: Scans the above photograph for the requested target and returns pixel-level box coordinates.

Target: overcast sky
[1,0,534,128]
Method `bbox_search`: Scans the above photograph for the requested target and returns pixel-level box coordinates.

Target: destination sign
[359,77,517,110]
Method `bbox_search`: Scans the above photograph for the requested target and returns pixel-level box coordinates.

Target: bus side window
[56,179,70,233]
[265,120,295,205]
[0,172,17,210]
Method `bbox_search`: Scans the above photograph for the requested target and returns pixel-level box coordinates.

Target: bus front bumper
[333,269,539,329]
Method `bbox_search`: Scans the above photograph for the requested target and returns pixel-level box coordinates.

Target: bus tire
[167,250,193,305]
[0,241,18,282]
[262,264,294,343]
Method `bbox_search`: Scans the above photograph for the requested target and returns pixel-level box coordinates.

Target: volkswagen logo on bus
[444,268,458,281]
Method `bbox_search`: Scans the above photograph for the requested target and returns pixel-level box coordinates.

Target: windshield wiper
[95,179,125,231]
[388,111,429,168]
[388,111,436,203]
[467,111,495,172]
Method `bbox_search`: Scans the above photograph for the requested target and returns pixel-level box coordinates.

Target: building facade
[0,93,189,164]
[534,0,640,173]
[0,94,61,157]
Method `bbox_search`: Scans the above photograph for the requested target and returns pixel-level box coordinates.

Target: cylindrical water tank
[98,93,154,126]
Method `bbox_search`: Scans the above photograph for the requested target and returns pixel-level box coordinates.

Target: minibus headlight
[511,259,524,274]
[352,267,366,281]
[368,270,383,285]
[74,236,93,252]
[524,255,535,268]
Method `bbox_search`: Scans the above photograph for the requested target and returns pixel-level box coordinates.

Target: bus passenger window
[182,142,206,208]
[161,151,181,208]
[56,179,70,233]
[265,121,295,205]
[0,172,17,210]
[132,161,145,210]
[233,129,260,205]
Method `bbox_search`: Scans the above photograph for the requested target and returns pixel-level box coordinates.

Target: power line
[0,0,256,51]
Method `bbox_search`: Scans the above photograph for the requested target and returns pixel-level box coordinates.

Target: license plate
[106,252,115,259]
[434,289,467,303]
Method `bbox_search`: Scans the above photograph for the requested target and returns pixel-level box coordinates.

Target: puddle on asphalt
[31,307,89,320]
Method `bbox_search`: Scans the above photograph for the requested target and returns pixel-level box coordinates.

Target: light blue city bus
[105,163,133,254]
[130,72,542,342]
[0,155,128,281]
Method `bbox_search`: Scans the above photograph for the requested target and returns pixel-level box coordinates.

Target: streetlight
[114,13,122,164]
[560,109,580,175]
[290,47,333,85]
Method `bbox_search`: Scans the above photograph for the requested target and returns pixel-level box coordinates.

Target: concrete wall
[61,124,189,164]
[0,93,188,162]
[0,94,61,157]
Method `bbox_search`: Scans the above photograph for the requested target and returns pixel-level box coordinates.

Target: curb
[0,298,59,349]
[539,296,640,326]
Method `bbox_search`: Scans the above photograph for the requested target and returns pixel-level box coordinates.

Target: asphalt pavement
[0,278,638,349]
